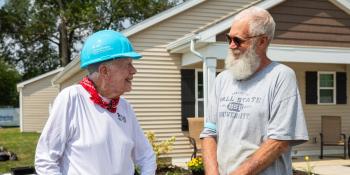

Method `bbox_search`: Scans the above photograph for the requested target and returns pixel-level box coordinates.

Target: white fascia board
[181,43,350,66]
[16,67,64,91]
[51,57,80,85]
[167,34,196,53]
[330,0,350,14]
[268,44,350,64]
[182,43,228,66]
[122,0,205,37]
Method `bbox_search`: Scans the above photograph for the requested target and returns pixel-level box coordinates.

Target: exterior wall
[284,62,350,156]
[216,0,350,48]
[270,0,350,47]
[22,74,60,132]
[60,69,87,90]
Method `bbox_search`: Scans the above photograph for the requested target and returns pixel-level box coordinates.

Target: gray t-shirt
[200,62,309,175]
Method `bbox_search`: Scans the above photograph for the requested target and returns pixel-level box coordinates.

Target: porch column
[204,57,217,122]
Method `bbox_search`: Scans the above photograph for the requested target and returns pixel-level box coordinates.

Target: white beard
[225,44,260,80]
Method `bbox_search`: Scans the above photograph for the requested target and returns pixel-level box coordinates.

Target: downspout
[190,37,208,120]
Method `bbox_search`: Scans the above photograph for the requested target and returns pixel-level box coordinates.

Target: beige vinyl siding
[270,0,350,47]
[123,0,259,159]
[22,74,60,132]
[284,62,350,153]
[60,69,87,90]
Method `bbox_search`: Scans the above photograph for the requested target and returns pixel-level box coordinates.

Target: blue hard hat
[80,30,141,68]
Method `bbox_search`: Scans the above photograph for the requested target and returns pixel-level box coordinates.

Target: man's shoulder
[271,62,296,77]
[58,84,84,98]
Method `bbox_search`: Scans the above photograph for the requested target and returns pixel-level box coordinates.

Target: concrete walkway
[293,156,350,175]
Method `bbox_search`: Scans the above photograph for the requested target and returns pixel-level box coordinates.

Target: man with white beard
[200,7,309,175]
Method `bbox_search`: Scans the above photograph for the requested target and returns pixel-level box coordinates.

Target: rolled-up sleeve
[200,75,221,139]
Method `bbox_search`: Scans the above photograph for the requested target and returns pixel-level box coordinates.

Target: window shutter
[305,71,317,104]
[181,69,195,131]
[336,72,347,104]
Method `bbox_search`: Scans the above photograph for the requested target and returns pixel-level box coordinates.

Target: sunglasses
[225,33,265,47]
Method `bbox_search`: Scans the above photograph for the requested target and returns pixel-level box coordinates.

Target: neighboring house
[17,68,64,132]
[21,0,350,164]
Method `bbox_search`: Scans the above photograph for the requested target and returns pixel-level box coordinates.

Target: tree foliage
[0,58,21,107]
[0,0,181,80]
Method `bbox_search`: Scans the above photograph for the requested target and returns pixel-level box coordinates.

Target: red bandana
[79,77,119,113]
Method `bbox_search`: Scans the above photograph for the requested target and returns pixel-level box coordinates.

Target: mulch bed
[155,165,316,175]
[156,165,191,175]
[293,169,319,175]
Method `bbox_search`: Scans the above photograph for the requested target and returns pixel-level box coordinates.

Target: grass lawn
[0,127,40,173]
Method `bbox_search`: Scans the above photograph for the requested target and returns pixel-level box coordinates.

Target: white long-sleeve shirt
[35,85,156,175]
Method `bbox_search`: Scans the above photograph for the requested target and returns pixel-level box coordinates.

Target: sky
[0,0,4,7]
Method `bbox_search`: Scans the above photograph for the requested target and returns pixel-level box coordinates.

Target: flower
[187,157,204,172]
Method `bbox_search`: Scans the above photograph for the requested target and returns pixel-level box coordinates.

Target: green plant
[187,157,204,173]
[146,131,176,166]
[303,156,315,175]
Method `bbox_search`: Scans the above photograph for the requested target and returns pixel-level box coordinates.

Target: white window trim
[317,71,336,105]
[195,69,203,117]
[195,69,222,117]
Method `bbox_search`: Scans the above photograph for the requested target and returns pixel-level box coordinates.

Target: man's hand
[230,139,289,175]
[202,137,220,175]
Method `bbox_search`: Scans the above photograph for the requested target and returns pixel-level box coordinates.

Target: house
[17,68,64,132]
[21,0,350,164]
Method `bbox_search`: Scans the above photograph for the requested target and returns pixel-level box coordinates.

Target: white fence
[0,108,19,127]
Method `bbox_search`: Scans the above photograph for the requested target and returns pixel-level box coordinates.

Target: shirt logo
[117,113,126,123]
[227,102,243,112]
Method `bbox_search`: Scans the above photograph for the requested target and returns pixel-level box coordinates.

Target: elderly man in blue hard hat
[35,30,156,175]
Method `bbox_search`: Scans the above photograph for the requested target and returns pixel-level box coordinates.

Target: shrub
[146,131,176,166]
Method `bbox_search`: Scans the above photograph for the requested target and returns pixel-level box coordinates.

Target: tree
[0,0,181,80]
[0,58,21,107]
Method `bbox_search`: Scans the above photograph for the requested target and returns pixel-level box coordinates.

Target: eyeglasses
[225,33,265,47]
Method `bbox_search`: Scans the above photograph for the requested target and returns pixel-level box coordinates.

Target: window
[195,70,204,117]
[305,71,347,105]
[318,72,335,104]
[195,70,221,117]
